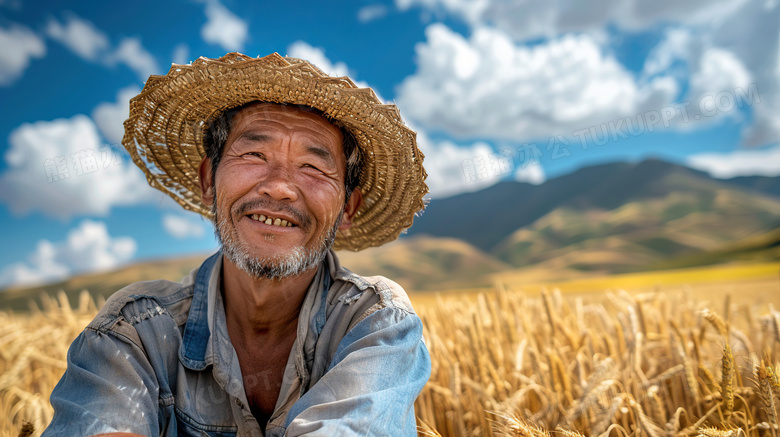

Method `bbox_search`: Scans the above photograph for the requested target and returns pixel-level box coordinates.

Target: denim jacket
[42,250,431,436]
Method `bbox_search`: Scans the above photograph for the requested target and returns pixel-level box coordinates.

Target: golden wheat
[2,283,780,436]
[414,285,780,436]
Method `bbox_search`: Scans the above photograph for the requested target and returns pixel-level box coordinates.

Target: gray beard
[212,201,340,280]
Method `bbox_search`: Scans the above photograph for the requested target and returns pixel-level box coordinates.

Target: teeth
[249,213,294,227]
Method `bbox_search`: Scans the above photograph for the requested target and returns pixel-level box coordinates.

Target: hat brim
[122,52,428,251]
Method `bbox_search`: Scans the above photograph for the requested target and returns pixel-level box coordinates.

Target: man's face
[200,102,358,279]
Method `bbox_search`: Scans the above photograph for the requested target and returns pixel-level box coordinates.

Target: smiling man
[42,53,430,437]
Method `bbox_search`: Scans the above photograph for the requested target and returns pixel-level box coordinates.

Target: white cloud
[640,26,765,134]
[162,214,207,239]
[0,115,159,219]
[397,0,489,27]
[686,145,780,179]
[396,0,745,42]
[111,37,159,80]
[287,41,351,78]
[709,0,780,148]
[46,13,109,61]
[358,4,389,23]
[686,48,753,120]
[92,85,141,144]
[641,27,694,79]
[201,0,248,51]
[619,0,749,30]
[515,163,546,185]
[397,24,675,142]
[46,12,159,81]
[415,130,500,198]
[172,43,190,65]
[399,0,780,148]
[0,24,46,85]
[0,220,136,289]
[286,41,384,101]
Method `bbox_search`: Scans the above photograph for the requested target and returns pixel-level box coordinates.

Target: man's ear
[199,158,215,206]
[338,188,363,231]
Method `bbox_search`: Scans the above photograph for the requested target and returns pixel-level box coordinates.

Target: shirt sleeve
[42,325,160,437]
[282,307,431,436]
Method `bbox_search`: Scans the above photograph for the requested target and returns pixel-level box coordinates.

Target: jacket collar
[179,250,222,370]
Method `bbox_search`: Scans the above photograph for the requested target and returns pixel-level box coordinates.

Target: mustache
[233,198,311,228]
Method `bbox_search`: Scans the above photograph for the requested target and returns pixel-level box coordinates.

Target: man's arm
[42,326,160,437]
[282,307,431,436]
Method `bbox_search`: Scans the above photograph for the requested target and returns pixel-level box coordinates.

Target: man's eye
[303,163,323,172]
[243,152,265,159]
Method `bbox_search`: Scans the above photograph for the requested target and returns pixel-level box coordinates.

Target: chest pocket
[174,406,238,437]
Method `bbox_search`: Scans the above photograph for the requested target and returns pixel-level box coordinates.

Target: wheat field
[2,281,780,437]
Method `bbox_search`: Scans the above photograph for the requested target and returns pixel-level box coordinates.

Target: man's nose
[257,161,298,202]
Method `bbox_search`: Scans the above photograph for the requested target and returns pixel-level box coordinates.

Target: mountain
[725,175,780,198]
[408,159,780,257]
[337,235,511,290]
[643,226,780,270]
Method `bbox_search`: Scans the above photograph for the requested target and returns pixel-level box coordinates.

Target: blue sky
[0,0,779,289]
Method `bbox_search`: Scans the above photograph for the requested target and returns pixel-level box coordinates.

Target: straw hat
[122,52,428,251]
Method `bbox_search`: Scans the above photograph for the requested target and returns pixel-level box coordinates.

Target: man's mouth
[248,213,295,227]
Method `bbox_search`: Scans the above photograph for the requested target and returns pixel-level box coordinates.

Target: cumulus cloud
[92,85,141,144]
[286,41,383,101]
[640,28,755,128]
[46,12,159,81]
[515,163,546,185]
[46,13,109,61]
[172,43,190,65]
[0,220,136,289]
[709,0,780,148]
[111,37,159,80]
[396,0,745,42]
[399,0,780,148]
[685,48,753,122]
[397,24,675,142]
[201,0,248,51]
[358,4,389,23]
[287,41,351,77]
[0,23,46,85]
[0,115,159,219]
[686,145,780,179]
[162,214,207,239]
[415,130,500,198]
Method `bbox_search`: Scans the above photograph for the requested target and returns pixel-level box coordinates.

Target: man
[42,53,430,437]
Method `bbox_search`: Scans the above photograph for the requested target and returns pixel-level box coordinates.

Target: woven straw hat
[122,52,428,251]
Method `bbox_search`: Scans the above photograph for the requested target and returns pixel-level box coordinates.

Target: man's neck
[220,255,319,346]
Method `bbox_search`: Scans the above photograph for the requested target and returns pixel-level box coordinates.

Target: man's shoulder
[332,266,416,315]
[87,265,200,333]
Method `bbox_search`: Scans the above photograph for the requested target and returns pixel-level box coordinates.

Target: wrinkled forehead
[229,101,343,137]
